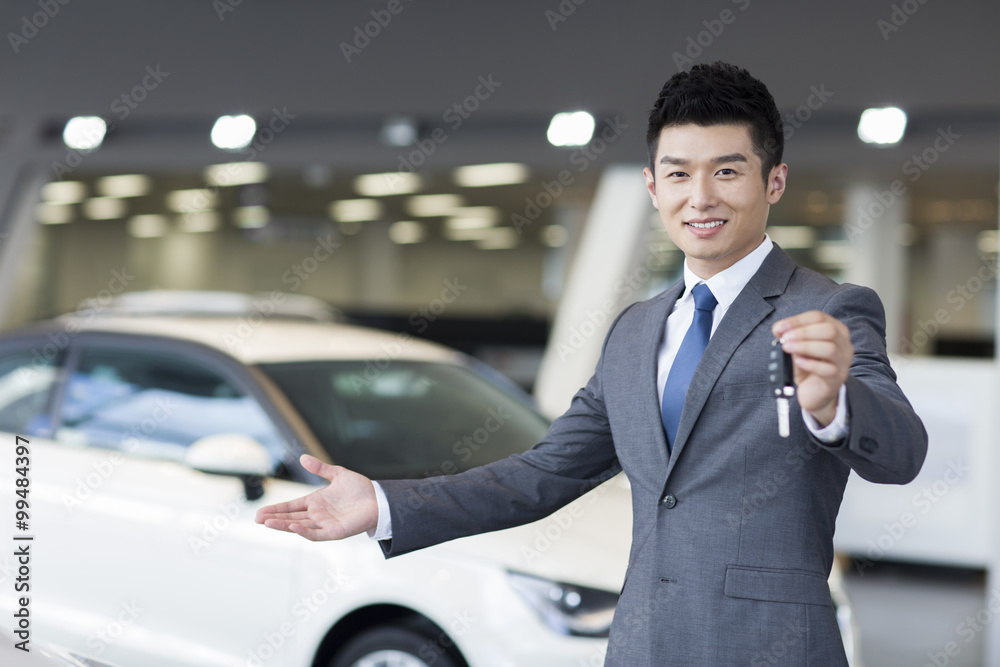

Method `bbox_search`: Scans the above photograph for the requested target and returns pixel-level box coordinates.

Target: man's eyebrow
[713,152,748,164]
[658,153,748,166]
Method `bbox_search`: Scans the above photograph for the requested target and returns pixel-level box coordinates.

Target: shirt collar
[680,235,774,311]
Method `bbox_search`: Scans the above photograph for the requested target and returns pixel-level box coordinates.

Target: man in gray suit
[257,62,927,665]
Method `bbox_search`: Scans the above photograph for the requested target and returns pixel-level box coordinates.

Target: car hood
[435,473,634,593]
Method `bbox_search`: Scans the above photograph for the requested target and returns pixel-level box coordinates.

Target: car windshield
[258,360,551,479]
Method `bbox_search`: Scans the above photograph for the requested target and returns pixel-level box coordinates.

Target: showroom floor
[843,562,990,666]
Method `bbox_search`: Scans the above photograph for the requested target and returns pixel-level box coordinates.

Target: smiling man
[258,62,928,665]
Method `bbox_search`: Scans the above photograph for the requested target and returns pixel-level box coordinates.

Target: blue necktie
[661,283,717,452]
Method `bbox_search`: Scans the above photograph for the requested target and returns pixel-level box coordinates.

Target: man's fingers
[781,339,840,361]
[772,310,828,336]
[255,497,308,522]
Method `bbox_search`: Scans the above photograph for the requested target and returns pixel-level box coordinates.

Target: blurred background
[1,1,998,665]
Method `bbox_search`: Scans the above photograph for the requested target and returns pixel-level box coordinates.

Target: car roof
[6,315,463,366]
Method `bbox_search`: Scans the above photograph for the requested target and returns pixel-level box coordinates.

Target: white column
[534,164,650,418]
[843,182,909,354]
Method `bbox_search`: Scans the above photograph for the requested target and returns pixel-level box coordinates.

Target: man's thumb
[300,454,338,481]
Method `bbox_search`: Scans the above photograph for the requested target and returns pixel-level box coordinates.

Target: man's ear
[643,167,659,209]
[766,163,788,204]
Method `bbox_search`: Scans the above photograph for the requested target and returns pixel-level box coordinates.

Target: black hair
[646,62,783,184]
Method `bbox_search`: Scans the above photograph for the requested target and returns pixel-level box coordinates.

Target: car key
[769,338,796,438]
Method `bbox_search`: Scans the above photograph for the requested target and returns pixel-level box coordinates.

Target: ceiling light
[211,115,256,151]
[41,181,86,204]
[96,175,152,198]
[453,163,530,187]
[204,162,270,187]
[329,199,382,222]
[83,197,127,220]
[35,203,74,225]
[63,116,107,151]
[857,107,907,145]
[128,214,169,238]
[446,216,495,231]
[379,117,418,147]
[388,221,426,244]
[234,206,270,229]
[541,225,569,248]
[407,194,464,217]
[547,111,595,147]
[354,172,422,196]
[177,211,220,233]
[167,189,218,213]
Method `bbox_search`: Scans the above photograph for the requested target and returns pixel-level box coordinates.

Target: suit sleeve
[813,284,928,484]
[375,307,631,558]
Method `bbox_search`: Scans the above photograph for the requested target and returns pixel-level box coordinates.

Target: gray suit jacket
[377,245,928,666]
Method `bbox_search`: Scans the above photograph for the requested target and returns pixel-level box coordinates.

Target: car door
[17,334,307,667]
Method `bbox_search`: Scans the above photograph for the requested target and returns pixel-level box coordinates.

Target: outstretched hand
[772,310,854,428]
[255,454,379,541]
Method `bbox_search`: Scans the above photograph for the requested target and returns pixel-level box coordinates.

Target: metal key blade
[777,394,791,438]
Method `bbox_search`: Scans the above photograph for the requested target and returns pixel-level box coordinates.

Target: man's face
[643,123,787,279]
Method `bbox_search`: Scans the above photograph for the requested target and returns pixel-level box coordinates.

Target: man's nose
[689,174,718,210]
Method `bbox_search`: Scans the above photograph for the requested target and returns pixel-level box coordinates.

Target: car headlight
[507,571,618,638]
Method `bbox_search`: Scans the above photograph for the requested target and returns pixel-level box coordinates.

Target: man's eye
[666,171,687,178]
[717,168,737,176]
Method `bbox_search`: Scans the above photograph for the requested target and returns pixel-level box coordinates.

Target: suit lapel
[661,246,797,482]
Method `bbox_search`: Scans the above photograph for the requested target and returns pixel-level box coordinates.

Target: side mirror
[186,434,275,501]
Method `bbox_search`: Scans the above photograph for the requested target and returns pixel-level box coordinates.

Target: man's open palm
[255,454,378,541]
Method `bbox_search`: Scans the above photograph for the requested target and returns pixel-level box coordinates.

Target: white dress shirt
[369,235,849,542]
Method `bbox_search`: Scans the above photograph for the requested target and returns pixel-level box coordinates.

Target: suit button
[661,494,677,508]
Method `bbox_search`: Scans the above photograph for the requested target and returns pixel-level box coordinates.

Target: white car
[0,310,858,666]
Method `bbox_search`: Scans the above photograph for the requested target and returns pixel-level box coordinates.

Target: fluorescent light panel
[354,172,422,197]
[407,194,464,217]
[330,199,382,222]
[204,162,270,187]
[41,181,87,204]
[453,163,529,187]
[97,175,152,198]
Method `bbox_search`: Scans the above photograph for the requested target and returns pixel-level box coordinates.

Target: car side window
[0,348,61,437]
[58,344,286,464]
